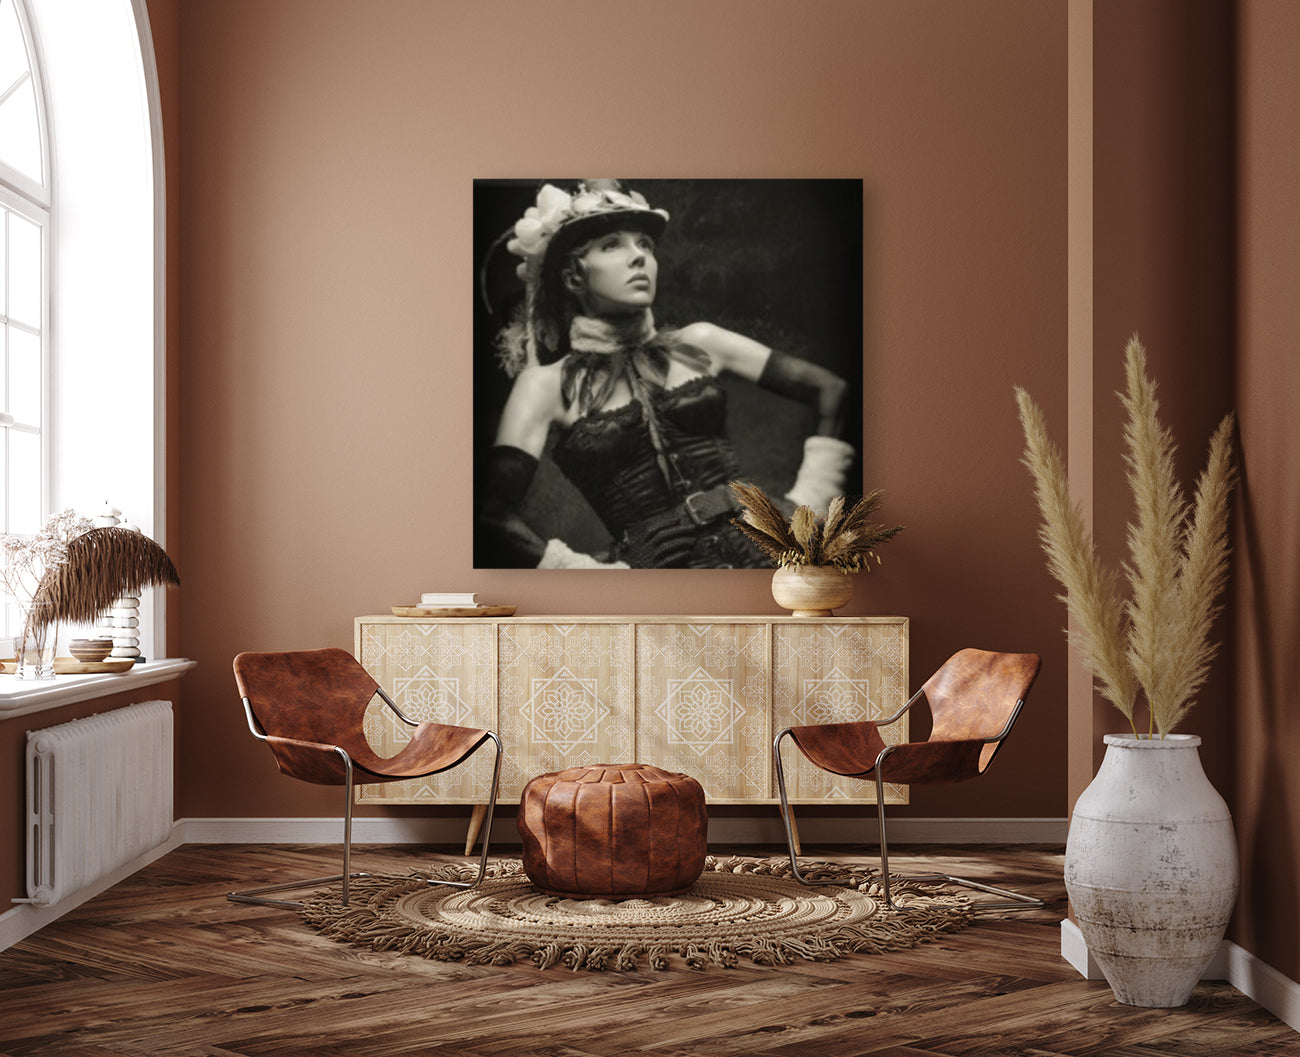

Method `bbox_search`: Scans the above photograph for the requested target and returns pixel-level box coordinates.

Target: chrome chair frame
[228,684,503,910]
[774,689,1044,913]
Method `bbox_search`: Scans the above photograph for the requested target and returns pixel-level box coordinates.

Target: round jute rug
[299,856,972,972]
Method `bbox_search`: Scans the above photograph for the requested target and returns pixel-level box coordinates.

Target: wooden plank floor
[0,844,1294,1057]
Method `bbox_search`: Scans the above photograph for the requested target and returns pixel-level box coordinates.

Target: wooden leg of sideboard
[465,803,488,856]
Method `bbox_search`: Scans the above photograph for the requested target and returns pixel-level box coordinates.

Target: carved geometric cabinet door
[356,620,496,803]
[496,622,634,798]
[635,623,769,801]
[771,621,910,803]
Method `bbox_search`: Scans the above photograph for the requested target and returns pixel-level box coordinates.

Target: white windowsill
[0,658,196,719]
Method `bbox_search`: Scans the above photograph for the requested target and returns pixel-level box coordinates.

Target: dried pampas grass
[729,481,903,573]
[1015,336,1236,736]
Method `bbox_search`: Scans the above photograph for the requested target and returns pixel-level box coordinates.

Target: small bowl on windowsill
[68,638,115,664]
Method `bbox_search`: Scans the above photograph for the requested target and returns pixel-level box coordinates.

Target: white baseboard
[1223,941,1300,1033]
[1,823,184,953]
[1059,916,1104,979]
[1061,920,1300,1033]
[179,815,1069,847]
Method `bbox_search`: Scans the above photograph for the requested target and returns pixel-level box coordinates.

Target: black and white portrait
[473,178,864,570]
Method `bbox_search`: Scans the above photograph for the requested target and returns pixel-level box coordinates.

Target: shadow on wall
[1237,462,1298,969]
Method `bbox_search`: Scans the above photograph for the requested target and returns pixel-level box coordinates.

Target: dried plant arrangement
[729,481,904,573]
[2,512,180,646]
[32,525,180,626]
[1015,336,1236,737]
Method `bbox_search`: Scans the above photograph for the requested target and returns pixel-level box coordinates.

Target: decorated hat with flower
[484,180,669,375]
[506,179,669,287]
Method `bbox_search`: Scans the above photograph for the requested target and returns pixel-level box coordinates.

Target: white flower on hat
[535,182,571,216]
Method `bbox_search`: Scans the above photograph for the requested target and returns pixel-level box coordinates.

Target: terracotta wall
[149,0,183,661]
[172,0,1069,824]
[1091,0,1236,790]
[1234,0,1300,987]
[1089,0,1300,984]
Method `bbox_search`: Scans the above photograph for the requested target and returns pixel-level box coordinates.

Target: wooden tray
[391,605,516,618]
[1,657,136,675]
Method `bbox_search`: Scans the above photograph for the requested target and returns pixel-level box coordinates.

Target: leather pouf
[517,763,708,899]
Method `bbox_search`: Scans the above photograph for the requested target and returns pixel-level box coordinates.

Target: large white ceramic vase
[1064,733,1238,1007]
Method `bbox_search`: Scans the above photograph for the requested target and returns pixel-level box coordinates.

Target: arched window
[1,0,165,659]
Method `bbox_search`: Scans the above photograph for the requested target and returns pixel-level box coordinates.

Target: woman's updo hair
[529,239,593,364]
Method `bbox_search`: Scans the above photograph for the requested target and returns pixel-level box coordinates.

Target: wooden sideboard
[355,615,909,810]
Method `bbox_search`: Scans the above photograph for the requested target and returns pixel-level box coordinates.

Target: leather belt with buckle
[682,485,736,526]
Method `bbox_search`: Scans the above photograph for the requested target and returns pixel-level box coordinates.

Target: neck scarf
[568,311,657,356]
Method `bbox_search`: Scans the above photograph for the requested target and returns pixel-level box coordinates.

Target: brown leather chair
[228,647,502,908]
[774,648,1042,911]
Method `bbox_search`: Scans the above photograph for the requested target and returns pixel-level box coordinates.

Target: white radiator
[22,700,174,907]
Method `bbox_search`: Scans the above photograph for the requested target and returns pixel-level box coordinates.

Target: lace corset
[551,375,741,536]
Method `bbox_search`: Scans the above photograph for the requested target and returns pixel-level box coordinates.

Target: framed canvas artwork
[473,178,864,570]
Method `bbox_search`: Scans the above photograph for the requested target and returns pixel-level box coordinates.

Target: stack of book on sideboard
[391,593,516,617]
[419,592,484,608]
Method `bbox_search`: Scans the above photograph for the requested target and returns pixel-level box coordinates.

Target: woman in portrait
[474,179,860,569]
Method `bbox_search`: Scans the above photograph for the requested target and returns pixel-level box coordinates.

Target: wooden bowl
[68,638,114,663]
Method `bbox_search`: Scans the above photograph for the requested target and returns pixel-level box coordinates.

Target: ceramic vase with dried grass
[769,565,855,617]
[1017,336,1238,1008]
[728,481,902,617]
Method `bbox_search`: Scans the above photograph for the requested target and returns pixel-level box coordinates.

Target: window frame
[0,178,52,541]
[0,0,51,209]
[0,0,51,647]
